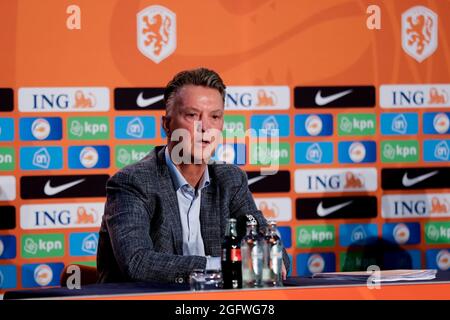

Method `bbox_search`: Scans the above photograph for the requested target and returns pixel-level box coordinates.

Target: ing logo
[402,6,438,63]
[137,5,176,63]
[73,90,96,108]
[256,90,277,107]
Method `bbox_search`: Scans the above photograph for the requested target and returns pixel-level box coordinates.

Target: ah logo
[20,147,63,170]
[402,6,438,63]
[423,140,450,162]
[137,5,176,63]
[126,117,144,138]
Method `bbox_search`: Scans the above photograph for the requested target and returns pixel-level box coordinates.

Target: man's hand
[282,263,287,280]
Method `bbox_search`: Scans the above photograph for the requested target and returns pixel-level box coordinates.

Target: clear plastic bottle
[262,220,283,287]
[241,220,264,288]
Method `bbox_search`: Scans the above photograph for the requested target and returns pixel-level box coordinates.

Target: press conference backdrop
[0,0,450,292]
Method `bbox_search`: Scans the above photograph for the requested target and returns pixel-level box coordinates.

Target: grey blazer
[97,145,290,284]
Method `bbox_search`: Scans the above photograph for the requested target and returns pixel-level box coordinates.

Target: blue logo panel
[211,144,246,165]
[426,249,450,271]
[295,142,333,164]
[278,226,291,249]
[70,232,99,256]
[339,224,378,247]
[19,117,62,141]
[338,141,376,164]
[0,118,14,141]
[296,253,335,276]
[115,116,155,139]
[380,113,418,135]
[423,112,450,134]
[0,235,16,259]
[423,140,450,162]
[250,115,290,137]
[0,265,17,289]
[384,250,421,269]
[382,223,420,245]
[295,114,333,137]
[21,263,64,288]
[68,145,110,169]
[20,147,63,170]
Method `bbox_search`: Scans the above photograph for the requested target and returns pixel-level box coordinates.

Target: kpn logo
[223,115,246,138]
[381,140,419,163]
[68,117,109,140]
[0,147,15,170]
[296,225,335,248]
[21,234,64,258]
[338,114,376,136]
[425,222,450,244]
[250,142,290,165]
[115,145,154,168]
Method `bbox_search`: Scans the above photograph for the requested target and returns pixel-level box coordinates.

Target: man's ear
[162,115,170,136]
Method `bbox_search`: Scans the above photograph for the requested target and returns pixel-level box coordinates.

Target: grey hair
[163,67,226,117]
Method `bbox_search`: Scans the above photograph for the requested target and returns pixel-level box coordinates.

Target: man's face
[163,85,224,164]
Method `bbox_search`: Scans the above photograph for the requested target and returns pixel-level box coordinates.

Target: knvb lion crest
[402,6,438,63]
[137,5,176,63]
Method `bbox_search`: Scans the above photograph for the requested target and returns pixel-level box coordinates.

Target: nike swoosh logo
[315,89,353,106]
[136,93,164,108]
[247,175,267,186]
[44,179,86,196]
[402,171,438,187]
[316,201,353,217]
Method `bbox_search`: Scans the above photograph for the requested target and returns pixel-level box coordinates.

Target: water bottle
[262,220,283,287]
[241,220,264,288]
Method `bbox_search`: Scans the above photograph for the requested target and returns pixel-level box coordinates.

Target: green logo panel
[67,117,110,140]
[0,147,15,170]
[223,115,246,138]
[425,222,450,244]
[115,145,154,168]
[381,140,419,163]
[296,225,335,248]
[338,114,376,136]
[250,142,290,165]
[21,234,65,258]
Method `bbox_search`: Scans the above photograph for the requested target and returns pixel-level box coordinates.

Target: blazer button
[176,277,184,284]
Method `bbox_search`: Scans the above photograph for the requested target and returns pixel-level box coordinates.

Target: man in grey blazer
[97,68,289,284]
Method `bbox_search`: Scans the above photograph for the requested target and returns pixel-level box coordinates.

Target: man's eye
[187,113,196,117]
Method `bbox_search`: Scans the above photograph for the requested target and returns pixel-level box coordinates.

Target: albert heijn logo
[68,145,110,169]
[225,86,290,110]
[380,84,450,108]
[20,202,104,230]
[423,139,449,162]
[137,5,177,63]
[22,263,64,288]
[380,113,418,135]
[19,87,110,112]
[423,112,450,134]
[0,118,14,141]
[70,232,99,256]
[20,146,63,170]
[295,142,333,164]
[339,223,378,247]
[250,115,289,137]
[294,114,333,137]
[115,116,156,139]
[402,6,438,63]
[19,117,62,141]
[338,141,376,164]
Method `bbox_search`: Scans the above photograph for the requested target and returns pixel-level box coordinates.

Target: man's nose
[196,117,210,132]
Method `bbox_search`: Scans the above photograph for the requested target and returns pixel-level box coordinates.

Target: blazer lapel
[155,146,184,255]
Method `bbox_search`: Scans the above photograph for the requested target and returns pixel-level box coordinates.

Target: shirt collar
[164,146,210,192]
